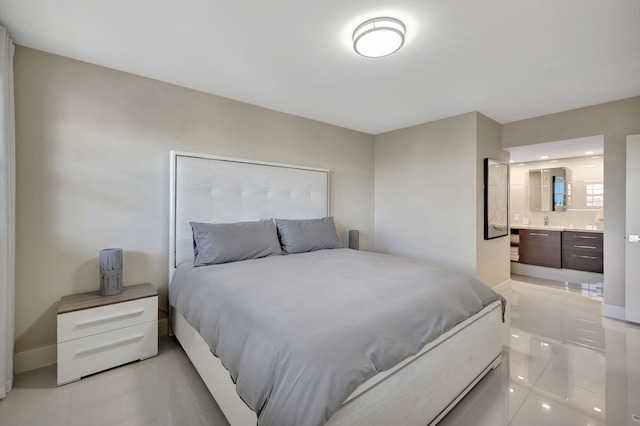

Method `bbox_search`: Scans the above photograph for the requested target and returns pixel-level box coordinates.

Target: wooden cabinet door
[519,229,562,268]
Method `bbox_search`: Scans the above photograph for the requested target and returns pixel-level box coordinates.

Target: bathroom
[507,136,604,293]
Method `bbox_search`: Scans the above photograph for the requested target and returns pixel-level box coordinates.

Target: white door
[626,135,640,324]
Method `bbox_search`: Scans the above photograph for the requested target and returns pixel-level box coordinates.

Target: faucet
[544,216,549,226]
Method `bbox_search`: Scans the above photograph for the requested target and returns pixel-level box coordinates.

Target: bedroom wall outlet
[349,230,359,250]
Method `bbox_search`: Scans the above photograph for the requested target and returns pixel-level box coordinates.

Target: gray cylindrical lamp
[348,230,359,250]
[100,248,123,296]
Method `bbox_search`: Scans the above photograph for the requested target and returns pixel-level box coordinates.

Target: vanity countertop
[510,224,603,234]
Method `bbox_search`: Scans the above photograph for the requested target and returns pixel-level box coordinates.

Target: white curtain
[0,25,16,399]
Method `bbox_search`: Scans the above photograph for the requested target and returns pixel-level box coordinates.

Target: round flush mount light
[353,17,406,58]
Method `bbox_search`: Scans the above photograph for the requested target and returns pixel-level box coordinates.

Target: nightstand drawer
[57,321,157,385]
[58,296,157,343]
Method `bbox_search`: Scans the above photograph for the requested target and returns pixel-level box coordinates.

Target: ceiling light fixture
[585,151,595,155]
[540,156,549,160]
[353,17,406,58]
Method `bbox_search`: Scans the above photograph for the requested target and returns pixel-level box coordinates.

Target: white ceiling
[506,135,604,163]
[1,0,639,135]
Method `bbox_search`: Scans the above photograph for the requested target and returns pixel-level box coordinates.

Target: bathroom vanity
[512,226,603,273]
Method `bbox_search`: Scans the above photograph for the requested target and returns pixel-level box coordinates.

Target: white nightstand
[57,283,158,386]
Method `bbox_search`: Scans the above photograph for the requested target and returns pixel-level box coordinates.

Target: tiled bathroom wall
[510,155,604,229]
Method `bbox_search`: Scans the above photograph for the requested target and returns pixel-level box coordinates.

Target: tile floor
[0,335,228,426]
[2,277,640,425]
[440,278,640,426]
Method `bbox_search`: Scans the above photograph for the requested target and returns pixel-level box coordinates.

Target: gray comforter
[169,249,504,426]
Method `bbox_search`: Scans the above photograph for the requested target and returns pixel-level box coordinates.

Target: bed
[168,151,504,426]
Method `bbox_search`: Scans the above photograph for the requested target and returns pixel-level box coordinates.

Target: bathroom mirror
[484,159,509,239]
[529,167,568,212]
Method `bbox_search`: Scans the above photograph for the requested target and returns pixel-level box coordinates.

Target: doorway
[505,135,605,288]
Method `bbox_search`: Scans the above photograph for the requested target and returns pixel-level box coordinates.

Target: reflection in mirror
[529,167,569,212]
[567,181,604,209]
[554,174,566,211]
[484,159,509,239]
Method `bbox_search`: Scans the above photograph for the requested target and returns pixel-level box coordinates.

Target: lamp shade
[353,17,406,58]
[100,248,123,296]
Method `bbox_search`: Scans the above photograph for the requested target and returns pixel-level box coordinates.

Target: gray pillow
[191,220,282,266]
[275,217,342,254]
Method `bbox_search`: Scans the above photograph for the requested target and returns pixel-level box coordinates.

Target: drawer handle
[574,245,597,249]
[575,236,597,239]
[75,309,145,328]
[530,233,549,236]
[75,334,145,357]
[576,255,597,259]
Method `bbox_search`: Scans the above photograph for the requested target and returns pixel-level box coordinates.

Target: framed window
[586,183,604,207]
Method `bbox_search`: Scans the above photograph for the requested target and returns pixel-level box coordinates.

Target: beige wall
[626,135,640,323]
[13,47,375,352]
[374,113,477,275]
[476,113,510,287]
[502,96,640,309]
[375,112,510,287]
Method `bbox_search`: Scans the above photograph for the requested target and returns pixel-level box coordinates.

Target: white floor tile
[549,345,606,383]
[507,349,549,390]
[531,364,605,423]
[171,348,219,414]
[0,402,70,426]
[0,365,71,426]
[176,415,205,426]
[436,412,469,426]
[197,407,230,426]
[436,358,526,426]
[459,378,527,425]
[510,391,604,426]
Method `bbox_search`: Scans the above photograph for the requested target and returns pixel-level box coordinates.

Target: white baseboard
[14,315,169,375]
[602,303,625,321]
[13,344,56,375]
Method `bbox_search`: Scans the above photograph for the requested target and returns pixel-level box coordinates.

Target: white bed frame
[168,151,503,426]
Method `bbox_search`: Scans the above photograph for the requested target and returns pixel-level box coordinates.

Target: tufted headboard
[169,151,330,282]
